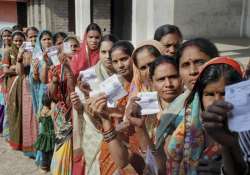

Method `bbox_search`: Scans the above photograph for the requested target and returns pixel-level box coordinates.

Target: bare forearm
[41,64,48,83]
[103,120,129,168]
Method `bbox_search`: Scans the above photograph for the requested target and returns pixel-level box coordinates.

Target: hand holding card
[136,91,160,115]
[79,67,99,90]
[22,42,33,52]
[99,74,128,105]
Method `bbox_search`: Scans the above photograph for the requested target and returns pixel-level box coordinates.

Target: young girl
[34,92,55,172]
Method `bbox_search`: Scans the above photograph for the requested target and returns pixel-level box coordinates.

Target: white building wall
[174,0,243,38]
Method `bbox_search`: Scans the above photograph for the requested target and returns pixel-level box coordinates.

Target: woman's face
[27,30,38,47]
[99,41,113,70]
[86,30,101,51]
[2,31,12,46]
[40,34,52,49]
[68,39,80,54]
[179,46,210,91]
[160,33,182,56]
[153,62,182,103]
[111,48,133,79]
[13,35,24,49]
[202,77,225,110]
[55,36,64,47]
[136,49,156,82]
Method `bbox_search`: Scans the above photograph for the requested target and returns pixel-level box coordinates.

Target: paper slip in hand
[50,55,60,66]
[99,74,127,104]
[47,46,59,57]
[22,42,33,52]
[89,89,116,108]
[63,42,72,54]
[79,67,99,90]
[80,67,97,82]
[137,91,160,115]
[225,80,250,132]
[75,86,85,102]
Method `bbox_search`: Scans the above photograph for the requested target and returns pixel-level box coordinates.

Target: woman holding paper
[43,45,75,174]
[2,31,25,149]
[200,60,248,174]
[71,40,135,175]
[15,27,39,157]
[30,30,54,167]
[70,23,102,77]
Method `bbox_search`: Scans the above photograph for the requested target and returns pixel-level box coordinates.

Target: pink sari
[70,33,99,77]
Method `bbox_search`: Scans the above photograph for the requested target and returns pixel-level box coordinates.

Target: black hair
[26,26,39,36]
[154,24,182,41]
[176,37,219,66]
[39,30,53,42]
[12,31,25,39]
[101,34,119,44]
[188,64,242,110]
[64,36,80,46]
[132,45,161,67]
[110,40,134,59]
[149,55,178,79]
[42,93,52,108]
[86,23,102,35]
[12,25,22,31]
[53,32,68,45]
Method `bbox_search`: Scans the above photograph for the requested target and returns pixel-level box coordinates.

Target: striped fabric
[239,131,250,162]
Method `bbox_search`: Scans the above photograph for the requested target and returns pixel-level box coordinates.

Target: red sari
[70,33,99,77]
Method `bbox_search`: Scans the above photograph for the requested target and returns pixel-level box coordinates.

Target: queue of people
[0,23,249,175]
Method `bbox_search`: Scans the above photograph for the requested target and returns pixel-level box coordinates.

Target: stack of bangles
[103,127,117,143]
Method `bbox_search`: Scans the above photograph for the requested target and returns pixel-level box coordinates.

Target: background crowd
[0,23,249,175]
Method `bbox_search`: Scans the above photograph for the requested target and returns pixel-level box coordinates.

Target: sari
[72,74,135,175]
[70,33,99,77]
[30,31,49,164]
[50,63,73,175]
[22,52,38,157]
[2,45,23,150]
[73,61,113,175]
[128,40,165,98]
[95,60,112,82]
[165,57,242,175]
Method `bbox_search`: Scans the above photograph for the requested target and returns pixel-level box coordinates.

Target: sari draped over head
[95,60,112,82]
[165,56,243,175]
[70,33,99,77]
[125,40,165,161]
[128,40,165,98]
[30,31,48,164]
[30,31,48,115]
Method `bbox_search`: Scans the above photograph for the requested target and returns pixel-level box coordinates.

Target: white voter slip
[22,42,33,52]
[99,74,127,104]
[137,91,160,115]
[225,80,250,132]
